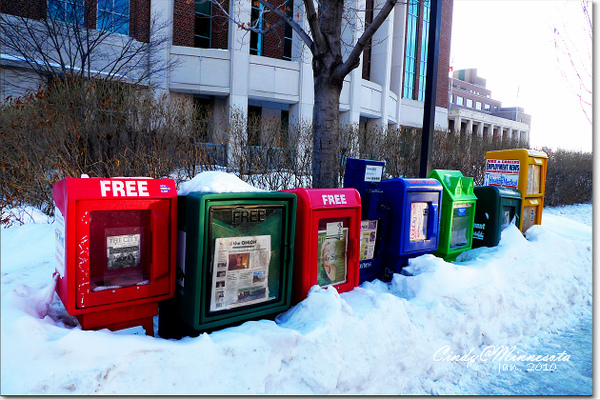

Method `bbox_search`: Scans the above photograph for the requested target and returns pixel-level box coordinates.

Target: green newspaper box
[472,186,522,248]
[159,192,296,337]
[428,170,478,261]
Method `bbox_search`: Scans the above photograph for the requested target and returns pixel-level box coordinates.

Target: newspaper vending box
[283,188,361,304]
[53,177,178,335]
[377,178,443,275]
[427,170,478,262]
[158,192,296,338]
[343,158,388,283]
[472,186,522,248]
[484,149,548,232]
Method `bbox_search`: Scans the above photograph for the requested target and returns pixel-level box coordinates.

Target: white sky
[449,0,592,152]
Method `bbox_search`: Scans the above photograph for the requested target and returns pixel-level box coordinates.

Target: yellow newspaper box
[484,149,548,232]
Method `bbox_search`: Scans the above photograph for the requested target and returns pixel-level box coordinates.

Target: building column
[392,1,408,126]
[466,119,473,135]
[370,1,395,127]
[453,116,461,135]
[150,1,174,96]
[226,0,251,167]
[340,0,365,127]
[289,0,314,128]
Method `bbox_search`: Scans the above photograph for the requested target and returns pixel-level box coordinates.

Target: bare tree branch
[335,0,399,80]
[255,0,314,48]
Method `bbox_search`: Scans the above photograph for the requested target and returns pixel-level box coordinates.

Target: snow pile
[0,173,592,395]
[178,171,264,196]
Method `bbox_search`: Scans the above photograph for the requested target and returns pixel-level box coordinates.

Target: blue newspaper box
[343,158,388,283]
[377,178,443,276]
[344,159,443,282]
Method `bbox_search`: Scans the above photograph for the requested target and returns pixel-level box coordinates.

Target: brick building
[1,0,454,141]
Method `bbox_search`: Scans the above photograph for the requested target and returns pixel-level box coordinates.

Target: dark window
[195,0,212,48]
[362,0,374,80]
[247,105,261,146]
[282,0,293,60]
[280,109,289,141]
[194,97,211,142]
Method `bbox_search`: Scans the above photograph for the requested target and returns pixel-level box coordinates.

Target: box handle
[429,204,439,237]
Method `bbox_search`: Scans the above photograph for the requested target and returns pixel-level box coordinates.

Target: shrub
[0,83,592,226]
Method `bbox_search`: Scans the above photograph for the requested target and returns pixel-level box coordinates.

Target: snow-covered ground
[0,172,593,395]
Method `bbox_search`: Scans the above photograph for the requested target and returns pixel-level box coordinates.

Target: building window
[250,2,264,56]
[282,0,293,60]
[456,96,463,106]
[195,0,212,48]
[466,98,473,108]
[484,103,490,111]
[417,0,430,102]
[476,101,482,110]
[47,0,84,25]
[193,97,211,142]
[247,105,261,145]
[362,0,374,80]
[403,0,419,99]
[280,109,289,141]
[97,0,130,35]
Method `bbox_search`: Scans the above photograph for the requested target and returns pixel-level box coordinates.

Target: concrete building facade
[1,0,454,143]
[448,68,531,144]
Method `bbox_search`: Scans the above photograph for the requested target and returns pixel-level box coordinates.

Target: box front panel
[75,199,171,309]
[204,204,287,320]
[522,204,540,232]
[316,216,350,287]
[501,199,521,231]
[90,210,151,291]
[449,203,473,249]
[401,192,441,254]
[526,164,542,195]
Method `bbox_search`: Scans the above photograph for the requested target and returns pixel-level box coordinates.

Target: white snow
[0,173,592,395]
[177,171,264,196]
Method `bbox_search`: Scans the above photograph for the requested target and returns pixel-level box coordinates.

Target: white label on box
[111,325,147,335]
[364,165,383,182]
[54,206,66,277]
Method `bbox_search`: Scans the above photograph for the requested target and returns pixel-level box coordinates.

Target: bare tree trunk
[312,76,343,188]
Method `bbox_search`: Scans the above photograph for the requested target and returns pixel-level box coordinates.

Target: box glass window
[207,205,285,315]
[359,220,378,261]
[527,164,542,194]
[450,203,472,248]
[409,202,430,242]
[317,217,349,287]
[522,205,538,232]
[89,210,151,291]
[501,205,516,230]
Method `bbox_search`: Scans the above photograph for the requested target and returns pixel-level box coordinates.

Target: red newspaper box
[53,177,177,335]
[284,188,361,304]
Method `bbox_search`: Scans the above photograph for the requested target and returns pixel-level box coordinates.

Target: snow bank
[178,171,263,196]
[0,173,592,395]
